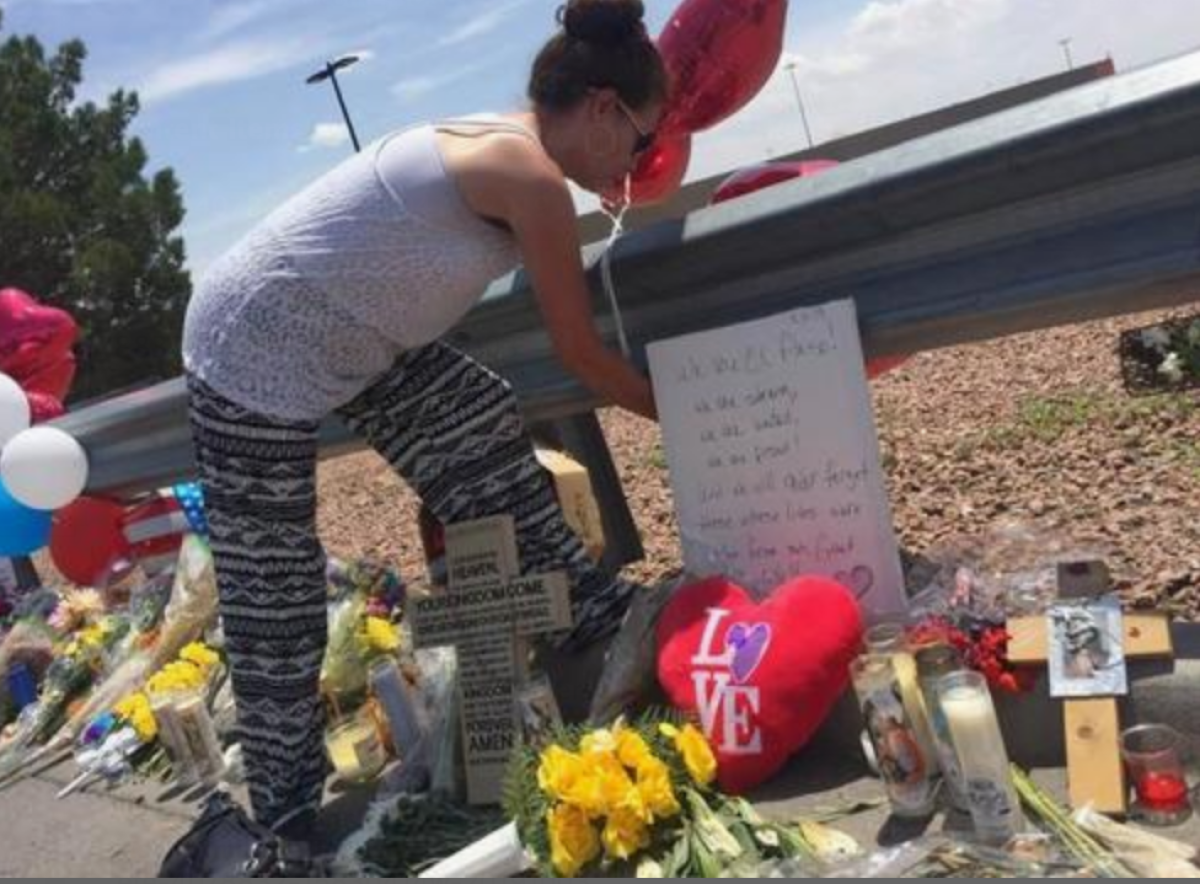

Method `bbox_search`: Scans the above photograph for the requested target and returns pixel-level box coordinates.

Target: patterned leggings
[187,342,638,827]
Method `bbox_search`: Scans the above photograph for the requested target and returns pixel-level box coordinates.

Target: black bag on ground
[157,791,316,878]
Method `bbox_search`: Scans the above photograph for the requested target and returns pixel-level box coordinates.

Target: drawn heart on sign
[834,565,875,600]
[727,622,771,685]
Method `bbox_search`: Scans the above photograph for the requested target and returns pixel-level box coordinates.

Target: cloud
[391,74,441,102]
[437,0,533,48]
[298,121,350,152]
[203,0,284,40]
[848,0,1009,52]
[392,58,490,102]
[682,0,1200,187]
[138,35,325,104]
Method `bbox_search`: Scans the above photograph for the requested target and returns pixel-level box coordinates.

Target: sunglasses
[616,100,657,156]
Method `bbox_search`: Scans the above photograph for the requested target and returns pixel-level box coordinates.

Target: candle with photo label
[866,623,940,778]
[852,653,937,818]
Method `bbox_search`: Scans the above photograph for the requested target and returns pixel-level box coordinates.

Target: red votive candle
[1137,772,1189,811]
[1121,724,1193,826]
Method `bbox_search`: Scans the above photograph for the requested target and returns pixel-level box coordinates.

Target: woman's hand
[478,137,659,420]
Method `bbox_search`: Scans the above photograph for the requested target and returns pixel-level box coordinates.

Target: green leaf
[661,831,689,878]
[687,790,744,862]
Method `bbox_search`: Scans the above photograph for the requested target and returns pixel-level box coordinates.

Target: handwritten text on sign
[648,300,905,617]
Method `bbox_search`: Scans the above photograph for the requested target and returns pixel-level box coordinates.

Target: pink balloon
[658,0,788,134]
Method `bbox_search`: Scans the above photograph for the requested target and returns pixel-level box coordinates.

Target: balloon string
[599,175,633,360]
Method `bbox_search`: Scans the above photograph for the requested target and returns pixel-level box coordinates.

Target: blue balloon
[0,479,52,556]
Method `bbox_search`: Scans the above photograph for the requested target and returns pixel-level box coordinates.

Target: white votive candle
[937,671,1022,845]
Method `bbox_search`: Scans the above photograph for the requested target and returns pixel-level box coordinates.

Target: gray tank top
[182,117,534,420]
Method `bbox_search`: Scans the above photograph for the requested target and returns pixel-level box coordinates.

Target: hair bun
[557,0,647,47]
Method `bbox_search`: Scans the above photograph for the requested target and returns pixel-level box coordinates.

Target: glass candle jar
[852,653,937,818]
[1120,724,1192,826]
[865,622,940,780]
[936,670,1022,845]
[915,643,970,811]
[325,708,388,784]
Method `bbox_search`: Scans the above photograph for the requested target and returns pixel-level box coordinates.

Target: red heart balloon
[657,575,863,793]
[0,288,78,416]
[25,391,67,422]
[658,0,788,134]
[604,134,693,208]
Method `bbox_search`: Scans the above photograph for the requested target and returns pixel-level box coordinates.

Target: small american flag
[122,492,191,577]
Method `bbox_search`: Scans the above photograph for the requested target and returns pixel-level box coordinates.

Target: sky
[4,0,1200,279]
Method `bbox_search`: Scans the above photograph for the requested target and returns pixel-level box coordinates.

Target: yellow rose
[565,753,634,818]
[580,727,618,756]
[660,723,718,786]
[547,803,600,877]
[676,724,717,786]
[179,642,220,671]
[538,745,585,802]
[114,692,158,743]
[362,617,401,654]
[147,660,206,697]
[635,757,680,821]
[615,728,653,771]
[602,807,651,862]
[76,624,106,650]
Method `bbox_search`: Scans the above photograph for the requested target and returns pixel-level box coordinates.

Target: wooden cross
[1008,565,1173,814]
[409,515,572,805]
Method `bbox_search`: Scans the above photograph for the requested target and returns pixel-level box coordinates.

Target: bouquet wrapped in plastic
[423,714,825,878]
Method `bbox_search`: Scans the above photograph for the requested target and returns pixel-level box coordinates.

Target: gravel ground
[317,304,1200,613]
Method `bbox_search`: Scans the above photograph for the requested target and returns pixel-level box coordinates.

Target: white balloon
[0,373,31,449]
[0,426,89,511]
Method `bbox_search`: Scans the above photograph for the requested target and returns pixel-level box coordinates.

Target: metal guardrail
[57,50,1200,530]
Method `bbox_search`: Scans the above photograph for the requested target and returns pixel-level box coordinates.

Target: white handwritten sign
[647,299,906,618]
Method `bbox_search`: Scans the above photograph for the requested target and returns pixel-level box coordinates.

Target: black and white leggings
[187,342,637,827]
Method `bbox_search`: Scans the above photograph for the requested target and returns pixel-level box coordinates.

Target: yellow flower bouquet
[88,641,222,756]
[503,714,821,878]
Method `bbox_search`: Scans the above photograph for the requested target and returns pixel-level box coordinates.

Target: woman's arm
[481,141,657,420]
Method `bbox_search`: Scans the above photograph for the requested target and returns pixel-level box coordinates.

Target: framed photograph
[1047,596,1128,698]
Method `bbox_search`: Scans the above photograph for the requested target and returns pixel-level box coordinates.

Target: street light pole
[1059,38,1075,71]
[306,55,362,153]
[784,61,815,150]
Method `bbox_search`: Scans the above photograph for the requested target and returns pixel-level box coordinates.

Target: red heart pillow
[656,575,864,793]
